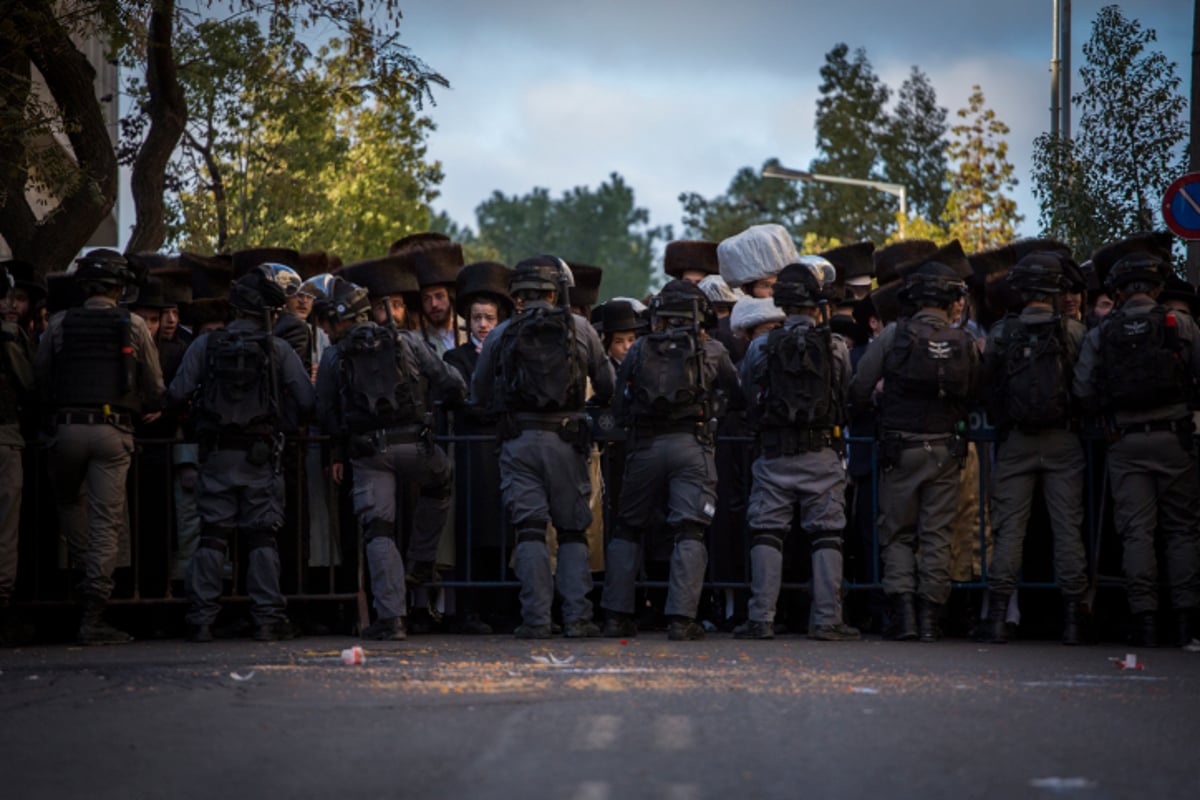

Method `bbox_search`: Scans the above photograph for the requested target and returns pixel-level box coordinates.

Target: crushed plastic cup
[1111,652,1143,670]
[341,646,366,666]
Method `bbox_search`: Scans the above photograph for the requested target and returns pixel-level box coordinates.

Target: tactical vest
[52,306,134,411]
[339,324,425,434]
[194,329,277,435]
[881,318,973,434]
[993,315,1072,429]
[496,307,585,413]
[752,323,843,432]
[1097,306,1192,413]
[626,329,706,423]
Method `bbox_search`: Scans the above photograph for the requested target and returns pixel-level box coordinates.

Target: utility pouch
[247,439,272,467]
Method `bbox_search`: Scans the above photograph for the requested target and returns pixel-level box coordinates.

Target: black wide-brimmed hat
[821,241,876,287]
[180,252,234,300]
[126,276,174,309]
[45,272,85,314]
[895,239,972,281]
[337,254,421,310]
[231,247,301,278]
[456,261,513,318]
[873,239,937,286]
[3,259,47,302]
[592,299,647,334]
[567,262,603,309]
[1159,276,1199,316]
[1089,232,1175,288]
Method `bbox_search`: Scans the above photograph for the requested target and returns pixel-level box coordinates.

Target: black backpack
[339,324,424,432]
[627,328,705,421]
[497,307,585,413]
[753,323,842,431]
[196,329,276,433]
[996,316,1072,428]
[1098,306,1192,412]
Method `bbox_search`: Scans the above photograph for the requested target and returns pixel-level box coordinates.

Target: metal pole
[1189,0,1200,284]
[898,186,907,239]
[1061,0,1072,139]
[1051,0,1061,138]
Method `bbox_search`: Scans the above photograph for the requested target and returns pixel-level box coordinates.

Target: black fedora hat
[592,299,648,334]
[125,275,174,309]
[456,261,513,319]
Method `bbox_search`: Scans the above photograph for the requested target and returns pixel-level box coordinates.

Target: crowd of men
[1,225,1198,650]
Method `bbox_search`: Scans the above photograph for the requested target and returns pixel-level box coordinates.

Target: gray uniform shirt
[471,300,615,410]
[1073,295,1200,425]
[165,317,315,429]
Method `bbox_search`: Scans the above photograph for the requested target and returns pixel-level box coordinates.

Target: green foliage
[678,159,807,242]
[943,85,1022,252]
[881,67,949,223]
[1031,5,1186,257]
[799,44,894,243]
[474,172,671,301]
[156,28,443,261]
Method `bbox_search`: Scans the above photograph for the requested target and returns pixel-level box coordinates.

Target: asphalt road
[1,634,1196,800]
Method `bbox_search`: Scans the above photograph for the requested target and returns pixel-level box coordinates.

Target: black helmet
[773,261,827,308]
[262,262,303,298]
[650,278,716,328]
[325,278,372,323]
[901,261,966,308]
[1007,252,1068,295]
[74,249,137,287]
[230,264,288,312]
[511,255,572,295]
[1105,253,1167,291]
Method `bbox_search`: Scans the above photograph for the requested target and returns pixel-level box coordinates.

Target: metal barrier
[14,423,1123,615]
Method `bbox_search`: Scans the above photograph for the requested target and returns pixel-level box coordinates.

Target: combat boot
[985,591,1010,644]
[602,613,637,638]
[808,622,862,642]
[1062,595,1086,646]
[1174,607,1197,648]
[1134,611,1158,648]
[513,623,553,639]
[667,616,706,641]
[77,597,133,645]
[361,616,407,641]
[732,620,775,640]
[917,599,942,643]
[564,620,603,638]
[253,617,296,642]
[885,593,918,641]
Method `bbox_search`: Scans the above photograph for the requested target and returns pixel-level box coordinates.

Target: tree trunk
[0,4,119,276]
[126,0,186,255]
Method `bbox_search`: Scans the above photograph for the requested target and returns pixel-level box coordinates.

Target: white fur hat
[717,224,799,288]
[697,274,742,306]
[730,296,785,333]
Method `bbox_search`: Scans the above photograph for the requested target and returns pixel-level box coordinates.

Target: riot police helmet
[510,255,571,295]
[1007,252,1068,295]
[1105,253,1167,292]
[650,278,716,328]
[262,262,303,297]
[772,261,826,308]
[326,278,372,323]
[230,264,288,312]
[74,248,136,287]
[901,261,967,308]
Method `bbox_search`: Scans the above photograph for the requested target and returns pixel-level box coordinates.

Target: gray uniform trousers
[500,428,594,627]
[744,447,847,627]
[601,431,717,620]
[1106,430,1200,614]
[0,445,22,602]
[186,449,286,626]
[350,441,452,619]
[879,439,961,604]
[988,429,1088,596]
[49,423,133,601]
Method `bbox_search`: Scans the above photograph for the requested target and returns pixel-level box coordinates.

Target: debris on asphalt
[1110,653,1143,670]
[229,671,256,681]
[341,646,366,666]
[530,654,575,667]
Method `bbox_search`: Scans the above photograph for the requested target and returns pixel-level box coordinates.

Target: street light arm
[761,163,905,199]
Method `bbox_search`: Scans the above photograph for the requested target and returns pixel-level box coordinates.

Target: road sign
[1162,173,1200,240]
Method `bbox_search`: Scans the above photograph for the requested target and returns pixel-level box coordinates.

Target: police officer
[983,252,1089,645]
[1073,250,1200,647]
[850,257,978,642]
[0,263,35,643]
[734,260,860,641]
[315,278,466,640]
[472,256,615,639]
[166,265,315,642]
[600,280,739,641]
[35,249,164,644]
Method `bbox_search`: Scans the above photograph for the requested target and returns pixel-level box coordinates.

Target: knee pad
[750,529,787,551]
[419,483,451,501]
[363,518,394,543]
[811,532,843,553]
[516,522,548,545]
[557,528,588,545]
[671,522,707,545]
[198,525,233,553]
[245,528,277,551]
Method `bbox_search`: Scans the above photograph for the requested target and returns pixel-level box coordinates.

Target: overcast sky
[396,0,1191,244]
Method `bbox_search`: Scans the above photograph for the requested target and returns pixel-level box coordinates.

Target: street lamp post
[762,163,908,239]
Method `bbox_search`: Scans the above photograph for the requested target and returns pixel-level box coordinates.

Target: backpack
[881,318,973,433]
[627,328,705,422]
[53,306,133,410]
[339,324,424,431]
[996,316,1072,428]
[1098,306,1192,412]
[497,307,585,413]
[753,323,842,431]
[195,329,276,433]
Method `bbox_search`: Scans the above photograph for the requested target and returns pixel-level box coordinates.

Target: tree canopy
[943,86,1021,252]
